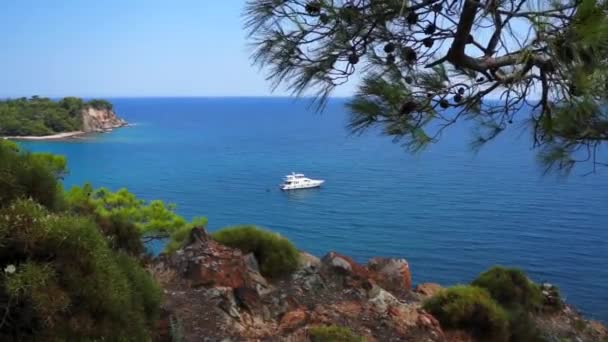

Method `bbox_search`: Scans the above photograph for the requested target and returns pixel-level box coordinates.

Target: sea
[19,97,608,322]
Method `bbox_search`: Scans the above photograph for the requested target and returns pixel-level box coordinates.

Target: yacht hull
[280,180,324,191]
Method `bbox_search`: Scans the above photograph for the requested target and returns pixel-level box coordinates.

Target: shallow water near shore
[20,97,608,322]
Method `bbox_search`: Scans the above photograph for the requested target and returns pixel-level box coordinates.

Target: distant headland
[0,96,127,140]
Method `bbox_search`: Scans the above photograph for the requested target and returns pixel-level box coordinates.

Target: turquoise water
[21,97,608,321]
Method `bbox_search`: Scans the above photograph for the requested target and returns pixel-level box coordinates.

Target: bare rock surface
[81,106,127,132]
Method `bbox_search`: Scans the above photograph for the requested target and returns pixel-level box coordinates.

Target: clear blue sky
[0,0,356,98]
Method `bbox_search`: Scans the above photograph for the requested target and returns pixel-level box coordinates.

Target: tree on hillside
[245,0,608,173]
[0,141,161,340]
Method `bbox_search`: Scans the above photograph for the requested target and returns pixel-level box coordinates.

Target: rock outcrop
[151,228,441,341]
[368,257,412,294]
[81,105,127,133]
[150,228,608,342]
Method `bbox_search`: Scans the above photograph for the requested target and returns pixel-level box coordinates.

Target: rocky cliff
[150,228,608,342]
[81,106,127,133]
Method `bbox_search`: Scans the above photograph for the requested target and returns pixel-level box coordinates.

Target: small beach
[2,131,86,141]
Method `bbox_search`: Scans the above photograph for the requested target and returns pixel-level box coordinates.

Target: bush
[0,199,161,340]
[212,225,299,278]
[0,141,66,210]
[114,252,163,323]
[423,285,510,342]
[472,266,543,312]
[309,325,363,342]
[507,308,545,342]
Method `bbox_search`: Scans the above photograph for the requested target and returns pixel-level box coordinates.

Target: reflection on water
[282,187,323,201]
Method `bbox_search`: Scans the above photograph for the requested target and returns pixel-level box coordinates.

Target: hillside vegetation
[424,266,564,341]
[0,96,113,136]
[0,140,195,340]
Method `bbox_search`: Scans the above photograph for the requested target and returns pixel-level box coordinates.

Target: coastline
[2,131,87,141]
[1,124,129,141]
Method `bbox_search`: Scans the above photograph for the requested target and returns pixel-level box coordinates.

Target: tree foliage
[66,184,208,253]
[0,141,161,340]
[86,99,114,111]
[0,96,113,136]
[246,0,608,173]
[0,140,67,210]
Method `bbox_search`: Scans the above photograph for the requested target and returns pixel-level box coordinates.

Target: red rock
[417,310,442,330]
[299,251,321,270]
[185,246,247,288]
[367,257,412,292]
[444,330,475,342]
[310,305,337,325]
[310,301,363,325]
[415,283,442,298]
[243,252,260,273]
[416,310,446,340]
[334,301,363,318]
[384,306,445,340]
[279,308,308,332]
[152,308,173,342]
[234,286,262,313]
[162,227,267,290]
[589,320,608,335]
[321,252,371,285]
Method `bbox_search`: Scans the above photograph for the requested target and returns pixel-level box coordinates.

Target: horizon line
[0,95,539,101]
[0,95,354,100]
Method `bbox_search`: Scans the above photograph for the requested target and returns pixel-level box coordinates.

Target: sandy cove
[2,131,87,141]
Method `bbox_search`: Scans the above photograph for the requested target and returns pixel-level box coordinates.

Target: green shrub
[114,252,163,323]
[423,285,510,342]
[507,308,545,342]
[0,199,161,340]
[0,140,66,210]
[309,325,363,342]
[212,225,299,278]
[472,266,543,312]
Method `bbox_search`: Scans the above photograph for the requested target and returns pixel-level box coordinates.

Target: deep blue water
[20,97,608,322]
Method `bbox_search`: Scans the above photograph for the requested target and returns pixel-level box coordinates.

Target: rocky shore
[81,105,127,133]
[150,228,607,341]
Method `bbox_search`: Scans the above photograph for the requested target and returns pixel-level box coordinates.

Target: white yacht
[281,173,325,190]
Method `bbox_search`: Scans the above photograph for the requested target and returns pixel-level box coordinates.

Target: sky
[0,0,357,98]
